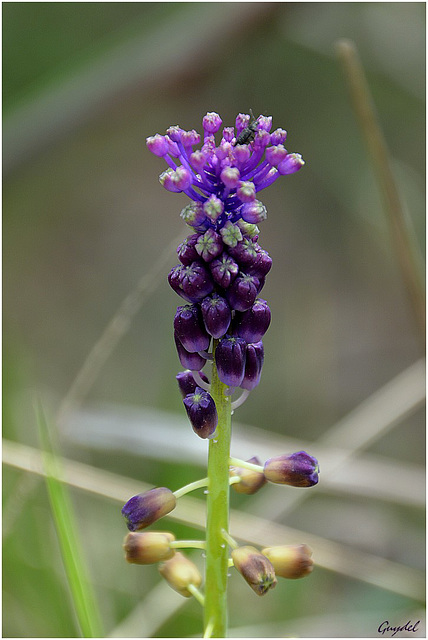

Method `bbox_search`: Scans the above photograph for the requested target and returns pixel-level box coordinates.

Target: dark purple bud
[122,487,176,531]
[179,262,214,302]
[230,456,267,495]
[240,341,264,390]
[263,451,320,487]
[226,273,260,312]
[233,299,271,343]
[174,333,207,370]
[200,294,232,339]
[231,546,277,596]
[174,304,210,352]
[209,253,239,289]
[215,336,247,387]
[195,228,223,262]
[176,370,209,398]
[177,234,200,265]
[183,387,218,439]
[240,200,267,224]
[246,249,272,278]
[227,238,260,268]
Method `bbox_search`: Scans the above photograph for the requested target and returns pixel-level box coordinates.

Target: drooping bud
[230,456,267,495]
[169,262,214,303]
[200,293,231,339]
[176,370,209,398]
[174,333,207,371]
[209,253,239,289]
[183,387,218,439]
[177,233,200,265]
[227,238,260,268]
[159,551,202,597]
[233,299,271,343]
[240,341,264,390]
[263,451,320,487]
[122,487,176,531]
[231,546,277,596]
[226,273,260,312]
[262,544,314,579]
[174,304,210,352]
[123,531,176,564]
[246,249,272,278]
[215,336,247,387]
[195,228,224,262]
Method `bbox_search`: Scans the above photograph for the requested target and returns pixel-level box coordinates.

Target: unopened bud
[159,551,202,597]
[122,487,176,531]
[123,531,175,564]
[263,451,319,487]
[230,456,266,495]
[231,545,277,596]
[262,544,313,579]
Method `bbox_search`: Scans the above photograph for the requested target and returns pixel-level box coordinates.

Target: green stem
[173,477,208,499]
[169,540,206,550]
[229,456,264,473]
[203,340,232,638]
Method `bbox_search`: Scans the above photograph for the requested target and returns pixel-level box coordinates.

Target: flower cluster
[121,112,318,612]
[147,111,304,436]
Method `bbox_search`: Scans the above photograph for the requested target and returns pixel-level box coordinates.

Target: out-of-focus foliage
[3,3,425,638]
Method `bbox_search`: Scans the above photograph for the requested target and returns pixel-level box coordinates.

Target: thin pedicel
[121,111,319,638]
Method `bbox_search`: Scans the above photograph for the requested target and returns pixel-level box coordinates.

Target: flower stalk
[203,340,232,637]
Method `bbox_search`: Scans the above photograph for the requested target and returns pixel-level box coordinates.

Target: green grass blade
[36,402,103,638]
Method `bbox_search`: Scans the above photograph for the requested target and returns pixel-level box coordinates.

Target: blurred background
[3,2,425,637]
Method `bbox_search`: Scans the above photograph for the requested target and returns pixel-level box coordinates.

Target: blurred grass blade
[36,402,103,638]
[336,39,426,349]
[3,437,424,602]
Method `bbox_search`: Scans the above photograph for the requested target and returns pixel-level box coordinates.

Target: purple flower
[177,234,200,265]
[168,262,214,303]
[176,370,209,398]
[240,341,264,390]
[173,304,210,353]
[183,387,218,439]
[215,336,247,387]
[174,333,207,371]
[263,451,319,487]
[200,293,231,339]
[209,253,239,289]
[233,299,271,343]
[226,273,260,312]
[122,487,176,531]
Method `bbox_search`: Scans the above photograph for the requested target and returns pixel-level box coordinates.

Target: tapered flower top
[146,111,304,231]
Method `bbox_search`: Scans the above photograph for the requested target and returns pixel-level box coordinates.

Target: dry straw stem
[336,38,425,350]
[3,438,424,602]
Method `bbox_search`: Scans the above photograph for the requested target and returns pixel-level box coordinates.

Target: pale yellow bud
[123,531,175,564]
[262,544,313,579]
[158,552,202,597]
